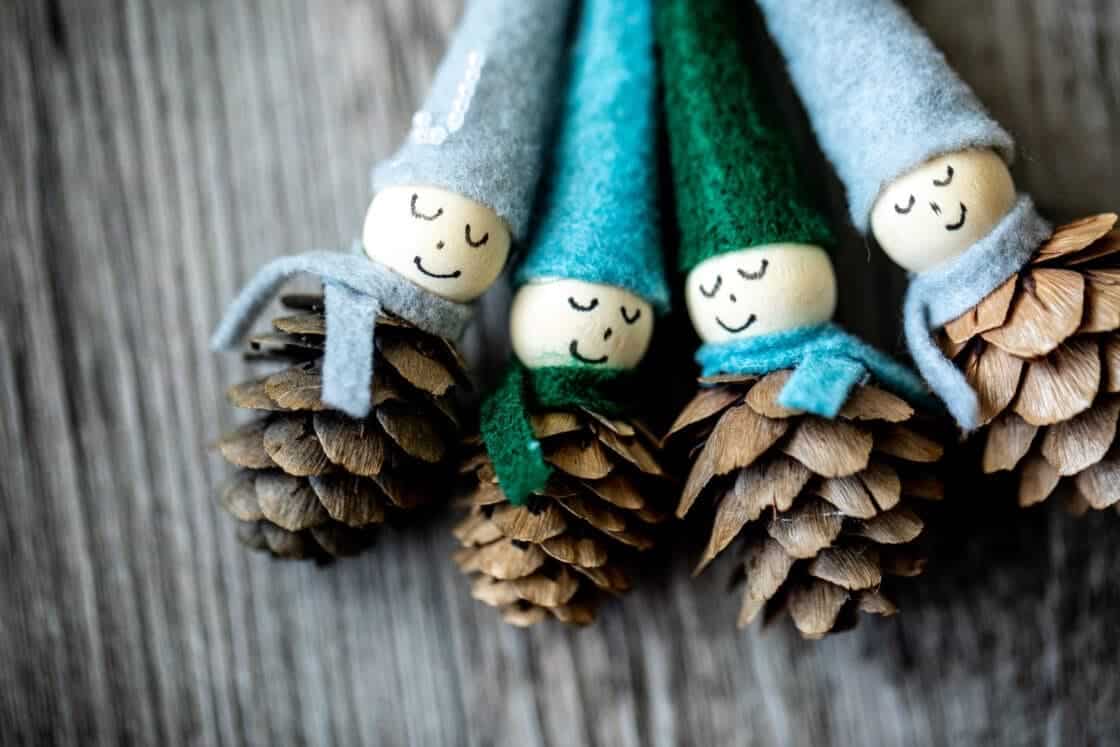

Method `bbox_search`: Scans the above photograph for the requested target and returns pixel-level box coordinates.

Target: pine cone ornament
[665,371,944,639]
[454,409,672,627]
[941,214,1120,511]
[216,293,469,560]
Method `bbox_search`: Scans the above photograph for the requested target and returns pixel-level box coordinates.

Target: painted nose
[730,293,738,303]
[436,241,445,250]
[929,202,942,216]
[603,328,613,341]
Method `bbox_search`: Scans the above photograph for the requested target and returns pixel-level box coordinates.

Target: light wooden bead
[363,185,512,302]
[871,149,1017,273]
[511,279,654,369]
[685,244,837,344]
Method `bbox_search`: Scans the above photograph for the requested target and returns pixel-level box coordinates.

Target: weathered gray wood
[2,1,1120,745]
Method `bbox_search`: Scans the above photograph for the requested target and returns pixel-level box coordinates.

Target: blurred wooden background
[3,1,1120,745]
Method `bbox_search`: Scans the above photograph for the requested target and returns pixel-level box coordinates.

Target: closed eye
[933,165,955,187]
[411,193,443,221]
[621,306,641,325]
[895,195,916,214]
[465,224,489,247]
[737,259,769,281]
[568,297,599,312]
[699,275,722,298]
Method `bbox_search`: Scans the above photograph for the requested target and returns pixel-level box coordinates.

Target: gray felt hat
[372,0,573,242]
[756,0,1015,232]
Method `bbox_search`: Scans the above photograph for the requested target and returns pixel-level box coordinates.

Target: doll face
[685,244,837,344]
[510,279,655,370]
[870,149,1016,273]
[363,185,512,302]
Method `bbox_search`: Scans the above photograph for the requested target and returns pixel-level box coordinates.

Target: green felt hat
[656,0,834,273]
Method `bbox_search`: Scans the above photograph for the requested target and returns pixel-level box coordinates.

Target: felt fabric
[479,364,552,509]
[695,323,934,418]
[656,0,834,273]
[904,195,1053,429]
[210,247,473,418]
[513,0,669,310]
[371,0,573,242]
[756,0,1015,233]
[480,361,638,505]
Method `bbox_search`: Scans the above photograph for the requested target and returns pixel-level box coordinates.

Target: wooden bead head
[363,185,512,302]
[511,279,654,369]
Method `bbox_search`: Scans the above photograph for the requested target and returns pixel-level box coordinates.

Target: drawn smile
[945,203,968,231]
[716,314,757,334]
[413,256,462,279]
[569,340,609,365]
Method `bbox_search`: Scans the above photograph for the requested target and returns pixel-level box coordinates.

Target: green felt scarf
[480,362,636,505]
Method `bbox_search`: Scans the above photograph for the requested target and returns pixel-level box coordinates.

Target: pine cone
[454,409,672,626]
[941,214,1120,511]
[665,371,944,639]
[216,294,469,560]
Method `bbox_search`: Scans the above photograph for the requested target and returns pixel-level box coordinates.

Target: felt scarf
[904,196,1053,429]
[480,362,636,505]
[210,248,472,418]
[695,323,933,418]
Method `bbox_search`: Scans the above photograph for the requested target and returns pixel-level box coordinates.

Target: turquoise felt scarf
[695,323,933,417]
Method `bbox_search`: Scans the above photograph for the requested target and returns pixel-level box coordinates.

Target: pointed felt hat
[756,0,1014,233]
[656,0,834,275]
[372,0,573,243]
[512,0,669,312]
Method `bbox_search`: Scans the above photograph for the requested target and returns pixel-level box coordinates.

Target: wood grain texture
[2,1,1120,744]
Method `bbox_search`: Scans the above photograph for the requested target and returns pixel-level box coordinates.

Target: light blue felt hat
[372,0,574,243]
[512,0,669,312]
[756,0,1015,233]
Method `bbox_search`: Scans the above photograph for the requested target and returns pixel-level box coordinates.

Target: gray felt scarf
[904,195,1052,430]
[210,248,473,418]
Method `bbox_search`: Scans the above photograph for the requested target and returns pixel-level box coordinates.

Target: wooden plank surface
[2,1,1119,744]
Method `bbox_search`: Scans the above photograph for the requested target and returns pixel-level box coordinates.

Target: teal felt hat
[512,0,669,312]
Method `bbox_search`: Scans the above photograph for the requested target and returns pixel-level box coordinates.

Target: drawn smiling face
[685,244,837,344]
[362,185,512,302]
[510,279,654,370]
[871,149,1017,273]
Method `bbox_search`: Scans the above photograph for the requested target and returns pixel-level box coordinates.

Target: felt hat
[512,0,669,312]
[656,0,834,274]
[371,0,573,243]
[756,0,1015,233]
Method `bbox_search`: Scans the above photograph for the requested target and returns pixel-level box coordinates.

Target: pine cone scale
[262,416,333,476]
[979,268,1084,358]
[1040,397,1120,476]
[312,413,387,477]
[807,545,882,591]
